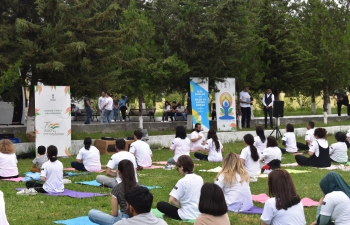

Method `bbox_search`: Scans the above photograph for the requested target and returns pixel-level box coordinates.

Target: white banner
[215,78,237,131]
[35,85,71,157]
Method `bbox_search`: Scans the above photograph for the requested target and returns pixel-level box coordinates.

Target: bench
[94,139,135,155]
[71,109,100,121]
[126,108,156,122]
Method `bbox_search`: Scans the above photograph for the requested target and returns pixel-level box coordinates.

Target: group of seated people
[161,101,187,122]
[1,120,350,225]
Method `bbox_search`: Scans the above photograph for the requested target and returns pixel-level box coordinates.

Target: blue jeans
[105,110,112,124]
[174,113,187,121]
[100,109,105,123]
[85,107,92,124]
[88,209,129,225]
[113,108,120,121]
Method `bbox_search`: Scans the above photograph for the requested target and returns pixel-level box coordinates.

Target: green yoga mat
[151,208,195,223]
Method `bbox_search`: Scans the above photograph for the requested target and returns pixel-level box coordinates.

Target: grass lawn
[2,134,350,225]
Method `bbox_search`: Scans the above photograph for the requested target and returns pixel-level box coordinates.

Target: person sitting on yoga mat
[253,126,267,155]
[329,132,348,163]
[260,136,282,170]
[0,139,19,180]
[295,128,331,168]
[114,186,167,225]
[30,145,48,173]
[215,153,253,212]
[157,155,203,220]
[194,183,230,225]
[311,172,350,225]
[240,134,260,182]
[26,145,64,193]
[71,137,101,172]
[296,121,315,151]
[89,159,139,224]
[260,169,306,225]
[0,190,9,225]
[167,125,191,165]
[280,124,297,154]
[194,129,224,162]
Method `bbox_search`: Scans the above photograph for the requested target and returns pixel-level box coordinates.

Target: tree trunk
[311,93,316,114]
[26,68,37,133]
[138,94,144,129]
[186,90,192,130]
[274,90,280,101]
[322,81,329,124]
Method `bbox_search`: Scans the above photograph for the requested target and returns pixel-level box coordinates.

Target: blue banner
[190,78,210,131]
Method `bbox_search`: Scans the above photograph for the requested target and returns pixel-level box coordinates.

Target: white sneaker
[122,120,125,122]
[17,188,37,195]
[163,164,175,170]
[164,121,169,122]
[250,176,258,182]
[63,178,72,184]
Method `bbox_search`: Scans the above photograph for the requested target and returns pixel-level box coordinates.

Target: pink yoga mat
[143,165,164,169]
[153,161,168,165]
[301,198,319,207]
[252,193,318,207]
[1,177,24,182]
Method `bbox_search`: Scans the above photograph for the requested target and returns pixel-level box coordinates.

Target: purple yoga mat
[16,188,108,198]
[228,203,263,214]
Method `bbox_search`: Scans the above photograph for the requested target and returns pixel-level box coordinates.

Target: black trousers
[296,142,309,151]
[162,112,169,121]
[157,201,181,220]
[241,107,251,128]
[194,152,208,161]
[120,106,127,120]
[26,181,47,193]
[211,110,216,120]
[0,175,19,179]
[263,107,273,127]
[71,162,87,171]
[337,102,350,116]
[295,155,309,166]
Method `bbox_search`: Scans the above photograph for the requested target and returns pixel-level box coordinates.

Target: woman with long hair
[161,101,171,122]
[254,126,267,155]
[25,145,64,193]
[0,139,19,179]
[240,134,260,181]
[71,137,101,172]
[260,169,306,225]
[215,153,253,212]
[195,183,230,225]
[194,129,224,162]
[167,125,191,165]
[295,128,331,167]
[311,172,350,225]
[89,159,139,224]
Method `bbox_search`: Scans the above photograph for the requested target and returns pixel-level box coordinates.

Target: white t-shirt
[240,146,260,177]
[105,97,113,110]
[260,198,306,225]
[0,153,18,177]
[215,173,253,211]
[329,142,348,163]
[305,129,315,148]
[239,91,251,108]
[129,140,152,167]
[170,137,191,162]
[309,139,328,157]
[205,139,223,162]
[347,129,350,144]
[41,160,64,193]
[106,151,138,183]
[261,147,282,166]
[170,173,203,220]
[254,136,267,154]
[76,146,102,172]
[190,131,205,151]
[282,132,297,153]
[165,105,171,112]
[98,96,106,110]
[320,191,350,225]
[0,191,9,225]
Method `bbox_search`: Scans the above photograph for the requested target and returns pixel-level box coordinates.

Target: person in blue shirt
[119,95,128,121]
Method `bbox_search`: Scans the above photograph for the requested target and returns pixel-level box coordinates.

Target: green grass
[2,135,350,225]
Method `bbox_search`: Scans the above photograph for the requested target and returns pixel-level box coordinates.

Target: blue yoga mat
[75,180,102,187]
[54,216,97,225]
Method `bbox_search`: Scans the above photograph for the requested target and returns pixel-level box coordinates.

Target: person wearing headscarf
[311,172,350,225]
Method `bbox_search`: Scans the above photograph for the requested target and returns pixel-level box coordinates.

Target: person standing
[169,101,177,121]
[239,87,252,128]
[84,95,93,124]
[113,95,120,122]
[332,91,349,116]
[99,91,106,123]
[103,92,113,124]
[119,95,128,122]
[262,88,274,129]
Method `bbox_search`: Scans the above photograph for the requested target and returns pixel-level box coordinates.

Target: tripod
[269,117,283,140]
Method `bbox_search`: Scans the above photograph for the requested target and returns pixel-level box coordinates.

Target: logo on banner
[219,92,235,120]
[43,122,64,136]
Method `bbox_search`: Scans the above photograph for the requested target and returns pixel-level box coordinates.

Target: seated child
[329,132,348,163]
[30,146,48,173]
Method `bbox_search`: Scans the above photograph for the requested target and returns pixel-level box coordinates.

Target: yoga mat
[258,174,268,178]
[143,165,164,169]
[285,169,310,174]
[75,180,102,187]
[16,188,107,198]
[153,161,168,165]
[54,216,97,225]
[64,168,105,172]
[142,185,162,190]
[2,177,24,182]
[65,172,92,176]
[301,198,319,207]
[227,203,263,214]
[151,209,195,223]
[281,162,299,167]
[199,166,222,173]
[252,193,270,204]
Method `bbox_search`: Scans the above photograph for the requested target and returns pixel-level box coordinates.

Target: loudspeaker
[273,101,284,118]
